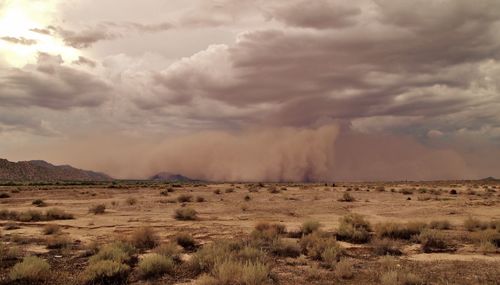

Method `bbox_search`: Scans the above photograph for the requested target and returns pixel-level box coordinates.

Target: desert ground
[0,181,499,285]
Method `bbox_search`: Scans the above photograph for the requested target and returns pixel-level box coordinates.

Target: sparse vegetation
[174,232,197,250]
[89,204,106,214]
[177,194,193,203]
[375,222,427,240]
[174,207,198,220]
[43,224,60,235]
[9,256,50,283]
[125,197,137,206]
[32,199,47,207]
[83,260,130,284]
[301,220,321,235]
[336,213,371,243]
[138,254,174,279]
[130,227,159,250]
[339,192,355,202]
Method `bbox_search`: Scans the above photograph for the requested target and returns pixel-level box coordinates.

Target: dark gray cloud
[72,56,97,68]
[1,36,37,45]
[271,0,361,29]
[0,53,110,110]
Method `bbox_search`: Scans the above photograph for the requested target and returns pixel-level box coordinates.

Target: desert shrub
[210,260,271,285]
[175,232,197,250]
[472,229,500,248]
[429,220,451,230]
[244,195,251,201]
[269,240,301,258]
[174,207,198,220]
[449,189,458,195]
[45,208,74,220]
[18,210,44,222]
[0,192,10,198]
[338,192,355,202]
[236,246,268,263]
[32,199,47,207]
[399,189,414,195]
[83,260,130,284]
[138,254,174,279]
[177,194,193,203]
[267,186,280,194]
[301,220,321,235]
[4,222,20,230]
[9,256,50,282]
[196,196,206,202]
[155,243,181,261]
[160,190,169,196]
[376,222,427,240]
[376,186,386,192]
[371,238,402,256]
[89,204,106,215]
[419,229,451,253]
[46,235,71,249]
[225,188,234,193]
[90,242,135,264]
[0,242,22,264]
[335,259,354,279]
[189,240,241,273]
[250,223,286,247]
[125,197,137,206]
[130,227,159,250]
[336,214,371,243]
[464,217,489,231]
[380,270,423,285]
[213,189,221,195]
[300,232,343,263]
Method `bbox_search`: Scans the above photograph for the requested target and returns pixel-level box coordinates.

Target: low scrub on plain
[138,254,174,279]
[336,214,371,243]
[174,207,198,220]
[419,229,452,253]
[82,260,130,284]
[175,232,197,250]
[9,256,50,283]
[130,227,159,250]
[375,222,427,240]
[89,204,106,215]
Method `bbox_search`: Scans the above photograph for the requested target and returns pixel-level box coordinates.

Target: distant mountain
[481,176,499,181]
[149,172,193,182]
[0,158,112,181]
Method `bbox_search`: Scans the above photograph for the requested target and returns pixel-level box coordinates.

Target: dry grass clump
[225,188,235,193]
[82,260,130,285]
[0,242,22,265]
[371,238,402,256]
[335,258,354,279]
[32,199,47,207]
[250,222,286,247]
[154,242,181,261]
[46,235,72,250]
[9,256,50,283]
[174,232,197,250]
[338,192,355,202]
[418,229,452,253]
[267,185,280,194]
[196,196,206,202]
[177,194,193,203]
[429,220,451,230]
[138,254,175,279]
[0,192,10,198]
[4,222,20,230]
[471,229,500,252]
[45,208,74,220]
[89,204,106,215]
[174,207,198,220]
[269,239,301,258]
[89,241,136,264]
[380,270,423,285]
[463,217,490,231]
[125,197,137,206]
[213,189,222,195]
[336,214,371,243]
[375,222,427,240]
[300,220,321,236]
[130,227,159,250]
[300,232,343,266]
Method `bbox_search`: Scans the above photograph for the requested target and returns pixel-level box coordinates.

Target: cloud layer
[1,0,500,180]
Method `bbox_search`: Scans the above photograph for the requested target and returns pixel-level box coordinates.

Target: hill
[0,158,112,181]
[149,172,194,182]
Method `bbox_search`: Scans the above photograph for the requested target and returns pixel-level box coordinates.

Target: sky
[1,0,500,181]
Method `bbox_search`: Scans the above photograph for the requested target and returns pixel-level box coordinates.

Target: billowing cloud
[2,0,500,181]
[1,36,37,45]
[0,53,111,109]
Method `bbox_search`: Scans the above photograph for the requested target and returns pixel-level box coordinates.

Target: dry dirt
[1,181,499,284]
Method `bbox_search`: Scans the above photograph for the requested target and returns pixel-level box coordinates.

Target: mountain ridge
[0,158,112,181]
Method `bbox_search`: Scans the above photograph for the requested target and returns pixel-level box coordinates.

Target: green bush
[138,254,174,279]
[83,260,130,284]
[9,256,50,282]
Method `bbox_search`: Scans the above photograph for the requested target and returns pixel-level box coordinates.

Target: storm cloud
[1,0,500,180]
